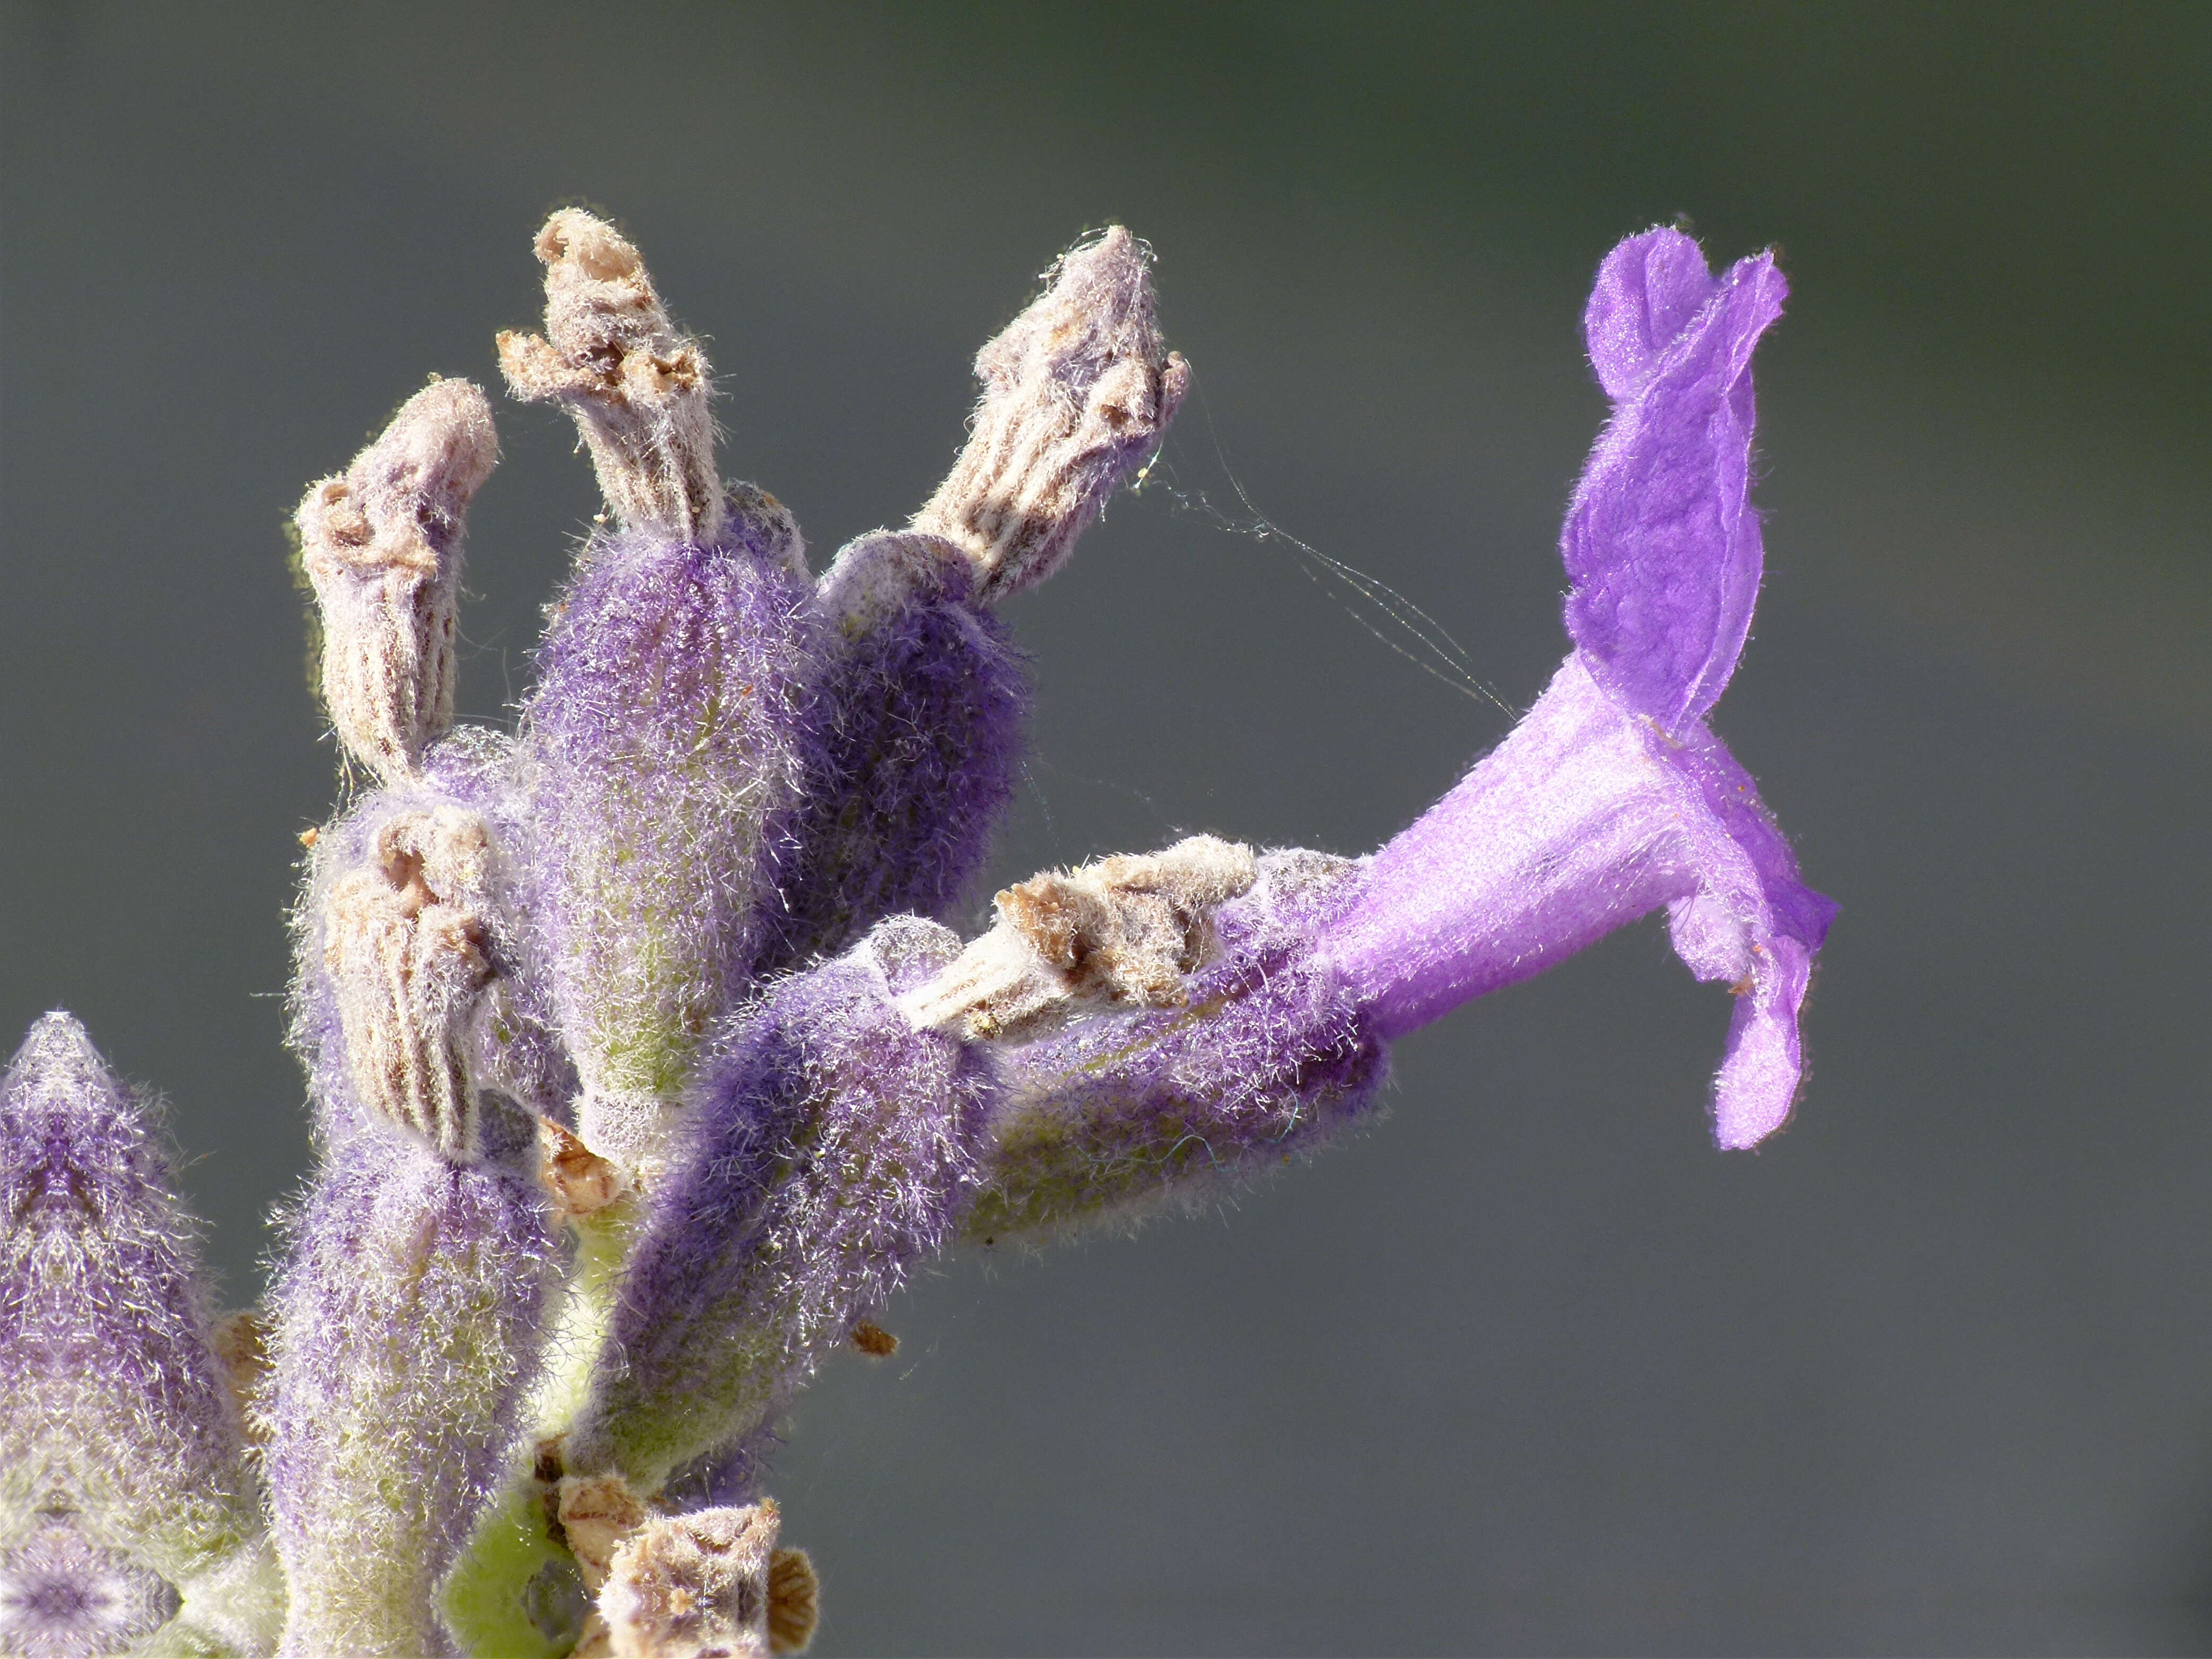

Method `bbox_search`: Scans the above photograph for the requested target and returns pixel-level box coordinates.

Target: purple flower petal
[1322,657,1832,1147]
[1313,228,1828,1148]
[1563,228,1787,732]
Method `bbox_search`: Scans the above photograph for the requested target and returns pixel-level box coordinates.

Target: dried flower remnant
[323,805,498,1162]
[914,226,1190,602]
[538,1116,631,1225]
[296,378,498,783]
[499,210,725,545]
[901,834,1258,1040]
[764,1547,817,1656]
[10,211,1831,1658]
[595,1503,782,1658]
[554,1474,650,1596]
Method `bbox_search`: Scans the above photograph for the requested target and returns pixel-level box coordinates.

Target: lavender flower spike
[769,229,1189,972]
[0,1014,280,1655]
[1319,228,1835,1148]
[504,211,816,1164]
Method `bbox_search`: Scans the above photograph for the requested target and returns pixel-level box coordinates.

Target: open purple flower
[1320,226,1834,1148]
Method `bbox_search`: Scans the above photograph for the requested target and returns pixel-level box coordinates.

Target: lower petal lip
[1319,654,1831,1146]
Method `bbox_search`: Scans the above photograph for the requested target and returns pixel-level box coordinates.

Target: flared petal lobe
[1321,653,1830,1147]
[1563,230,1786,734]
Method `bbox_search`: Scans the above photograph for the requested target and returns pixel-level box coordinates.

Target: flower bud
[763,531,1027,973]
[567,918,992,1491]
[520,491,817,1166]
[0,1016,263,1585]
[265,1138,555,1656]
[0,1504,179,1657]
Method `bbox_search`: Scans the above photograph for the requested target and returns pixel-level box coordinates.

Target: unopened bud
[914,226,1188,603]
[598,1502,784,1658]
[500,210,725,543]
[1,1014,263,1587]
[900,835,1256,1040]
[323,807,496,1160]
[296,377,497,781]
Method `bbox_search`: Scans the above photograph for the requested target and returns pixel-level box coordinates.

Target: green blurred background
[3,3,2209,1652]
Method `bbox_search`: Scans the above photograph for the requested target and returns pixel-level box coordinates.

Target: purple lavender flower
[918,229,1830,1253]
[11,211,1827,1654]
[1320,228,1835,1149]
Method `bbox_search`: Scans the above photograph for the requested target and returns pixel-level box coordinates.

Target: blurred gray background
[4,3,2209,1652]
